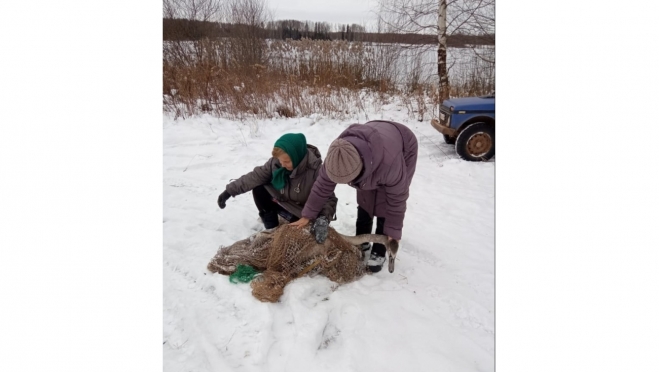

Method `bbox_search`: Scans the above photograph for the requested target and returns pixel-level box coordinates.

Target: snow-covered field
[163,100,495,371]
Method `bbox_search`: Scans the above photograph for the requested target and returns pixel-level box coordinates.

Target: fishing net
[207,225,367,302]
[229,264,260,283]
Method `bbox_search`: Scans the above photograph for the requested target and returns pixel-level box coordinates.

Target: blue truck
[431,93,495,161]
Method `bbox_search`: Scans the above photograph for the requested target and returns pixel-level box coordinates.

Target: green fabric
[271,133,307,190]
[229,265,260,284]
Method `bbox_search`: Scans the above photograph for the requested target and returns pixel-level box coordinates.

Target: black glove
[217,190,231,209]
[311,216,329,244]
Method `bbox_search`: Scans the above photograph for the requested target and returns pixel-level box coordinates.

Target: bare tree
[377,0,495,100]
[438,0,449,101]
[163,0,224,21]
[227,0,271,65]
[450,0,494,62]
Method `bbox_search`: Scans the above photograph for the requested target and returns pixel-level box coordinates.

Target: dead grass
[163,38,494,120]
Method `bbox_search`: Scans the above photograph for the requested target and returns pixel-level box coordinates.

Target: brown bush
[162,38,494,120]
[275,105,295,118]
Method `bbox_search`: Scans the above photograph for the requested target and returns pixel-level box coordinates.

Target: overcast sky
[267,0,379,28]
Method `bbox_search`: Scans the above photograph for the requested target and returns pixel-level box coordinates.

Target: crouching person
[217,133,337,238]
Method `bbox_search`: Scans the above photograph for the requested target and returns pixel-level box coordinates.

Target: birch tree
[438,0,449,101]
[377,0,495,100]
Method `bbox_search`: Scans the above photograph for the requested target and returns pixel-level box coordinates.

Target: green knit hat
[271,133,307,190]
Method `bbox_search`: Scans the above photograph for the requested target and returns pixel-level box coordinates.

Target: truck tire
[442,134,456,145]
[455,122,494,161]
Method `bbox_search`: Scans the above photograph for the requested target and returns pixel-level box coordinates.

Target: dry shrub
[275,105,295,118]
[163,38,402,119]
[163,38,494,120]
[448,47,495,97]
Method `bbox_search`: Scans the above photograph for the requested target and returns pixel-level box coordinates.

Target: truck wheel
[442,134,456,145]
[455,122,494,161]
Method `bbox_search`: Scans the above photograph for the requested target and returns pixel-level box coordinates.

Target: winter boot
[367,243,386,273]
[260,210,279,229]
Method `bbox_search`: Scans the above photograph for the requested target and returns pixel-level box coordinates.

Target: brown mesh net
[207,225,366,302]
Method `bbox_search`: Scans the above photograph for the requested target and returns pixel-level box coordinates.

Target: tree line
[163,18,494,47]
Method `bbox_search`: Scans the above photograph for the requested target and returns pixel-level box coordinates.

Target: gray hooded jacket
[226,145,338,220]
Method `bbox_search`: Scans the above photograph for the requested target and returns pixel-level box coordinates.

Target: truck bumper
[431,118,457,137]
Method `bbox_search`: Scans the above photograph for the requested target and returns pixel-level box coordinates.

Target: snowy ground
[163,99,495,371]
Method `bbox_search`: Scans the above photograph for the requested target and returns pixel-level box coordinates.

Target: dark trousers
[252,185,299,228]
[356,206,386,257]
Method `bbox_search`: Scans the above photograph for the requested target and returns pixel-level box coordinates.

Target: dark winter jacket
[301,121,418,240]
[225,145,338,220]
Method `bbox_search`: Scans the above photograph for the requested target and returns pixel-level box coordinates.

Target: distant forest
[163,18,494,47]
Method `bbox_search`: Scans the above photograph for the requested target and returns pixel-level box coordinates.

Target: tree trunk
[438,0,449,102]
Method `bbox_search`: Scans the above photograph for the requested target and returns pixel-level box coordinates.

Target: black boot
[367,243,386,273]
[260,210,279,229]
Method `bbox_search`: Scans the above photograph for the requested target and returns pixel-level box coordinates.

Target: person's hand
[289,217,310,228]
[217,190,231,209]
[310,216,329,243]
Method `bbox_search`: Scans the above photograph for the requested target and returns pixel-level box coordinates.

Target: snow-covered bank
[163,102,494,371]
